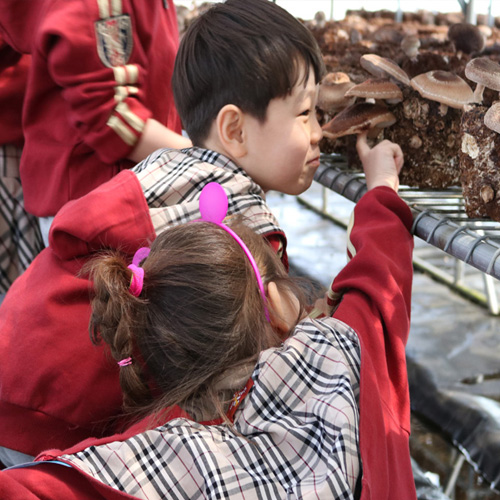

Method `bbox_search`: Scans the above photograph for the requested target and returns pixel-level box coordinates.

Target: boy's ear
[216,104,248,158]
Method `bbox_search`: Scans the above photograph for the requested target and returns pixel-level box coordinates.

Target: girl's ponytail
[87,252,153,410]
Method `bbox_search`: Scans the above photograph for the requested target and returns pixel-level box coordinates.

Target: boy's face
[241,66,322,195]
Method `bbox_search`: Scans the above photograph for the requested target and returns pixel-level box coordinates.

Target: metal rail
[308,155,500,313]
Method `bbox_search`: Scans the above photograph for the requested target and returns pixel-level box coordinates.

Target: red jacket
[0,38,30,146]
[0,187,415,499]
[0,0,181,216]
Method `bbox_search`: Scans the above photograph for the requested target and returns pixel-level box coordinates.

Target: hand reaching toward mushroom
[356,132,404,192]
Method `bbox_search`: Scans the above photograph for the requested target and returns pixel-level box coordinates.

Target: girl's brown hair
[88,219,308,423]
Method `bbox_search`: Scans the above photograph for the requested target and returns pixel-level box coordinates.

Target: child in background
[0,0,325,464]
[0,131,416,499]
[0,0,190,244]
[0,40,43,293]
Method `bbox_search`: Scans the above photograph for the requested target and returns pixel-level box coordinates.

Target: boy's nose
[311,115,323,144]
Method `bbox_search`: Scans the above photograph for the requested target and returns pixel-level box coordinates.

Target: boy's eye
[300,109,310,117]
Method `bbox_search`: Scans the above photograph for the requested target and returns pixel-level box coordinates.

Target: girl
[0,135,416,499]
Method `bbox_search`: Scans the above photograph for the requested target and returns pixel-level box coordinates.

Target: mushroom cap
[410,70,474,109]
[401,34,421,59]
[465,57,500,92]
[345,78,403,102]
[322,102,396,139]
[322,72,351,85]
[314,11,326,23]
[478,25,493,40]
[317,73,356,114]
[484,102,500,134]
[372,26,403,44]
[448,23,485,54]
[360,54,410,86]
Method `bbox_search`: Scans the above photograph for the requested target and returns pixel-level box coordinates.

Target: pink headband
[199,182,270,321]
[127,247,151,297]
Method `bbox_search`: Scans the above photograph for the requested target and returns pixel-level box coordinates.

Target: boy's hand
[356,132,404,192]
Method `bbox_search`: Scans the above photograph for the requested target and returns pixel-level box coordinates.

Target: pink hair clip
[199,182,270,321]
[117,357,132,367]
[128,247,151,297]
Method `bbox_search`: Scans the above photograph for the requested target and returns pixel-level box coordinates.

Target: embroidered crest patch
[95,14,133,68]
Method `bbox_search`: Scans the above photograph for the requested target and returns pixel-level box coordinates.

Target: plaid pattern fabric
[0,145,43,293]
[63,317,361,499]
[133,147,283,237]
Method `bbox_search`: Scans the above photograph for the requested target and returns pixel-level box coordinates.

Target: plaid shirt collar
[188,147,251,178]
[132,147,285,238]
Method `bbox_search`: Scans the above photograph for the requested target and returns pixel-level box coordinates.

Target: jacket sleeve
[37,0,154,164]
[329,186,414,430]
[0,464,110,500]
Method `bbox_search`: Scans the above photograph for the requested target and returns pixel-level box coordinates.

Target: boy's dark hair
[172,0,325,146]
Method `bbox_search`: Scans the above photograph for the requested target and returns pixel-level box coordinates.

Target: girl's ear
[266,281,290,334]
[216,104,248,158]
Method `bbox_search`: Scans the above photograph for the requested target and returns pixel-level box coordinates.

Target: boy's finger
[356,132,370,157]
[391,144,405,172]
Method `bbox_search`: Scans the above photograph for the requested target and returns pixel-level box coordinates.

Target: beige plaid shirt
[62,317,361,499]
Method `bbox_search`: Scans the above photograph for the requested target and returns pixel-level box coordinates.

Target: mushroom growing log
[381,84,464,188]
[459,103,500,221]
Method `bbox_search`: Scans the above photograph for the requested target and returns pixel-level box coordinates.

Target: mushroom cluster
[319,54,474,188]
[310,10,500,220]
[322,56,404,140]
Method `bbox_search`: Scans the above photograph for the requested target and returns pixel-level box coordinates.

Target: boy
[0,0,324,466]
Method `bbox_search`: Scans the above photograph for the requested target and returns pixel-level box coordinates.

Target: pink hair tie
[198,182,270,321]
[128,247,151,297]
[117,357,132,367]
